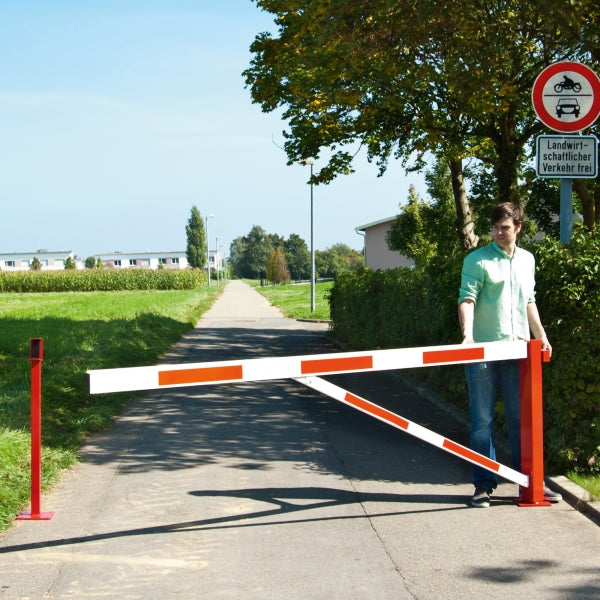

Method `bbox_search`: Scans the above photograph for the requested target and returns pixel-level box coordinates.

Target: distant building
[355,217,414,270]
[0,250,80,271]
[94,251,189,270]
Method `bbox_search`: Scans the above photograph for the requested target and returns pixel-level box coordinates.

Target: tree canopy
[245,1,600,244]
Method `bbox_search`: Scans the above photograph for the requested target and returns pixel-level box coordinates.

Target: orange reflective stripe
[422,347,484,365]
[443,439,500,472]
[344,392,409,430]
[301,355,373,374]
[158,365,243,386]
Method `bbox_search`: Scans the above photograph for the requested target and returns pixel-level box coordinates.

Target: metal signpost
[532,61,600,242]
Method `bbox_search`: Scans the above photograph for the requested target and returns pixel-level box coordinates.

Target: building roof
[355,216,397,232]
[0,250,73,260]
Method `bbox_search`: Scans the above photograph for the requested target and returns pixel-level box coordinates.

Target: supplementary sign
[536,135,598,178]
[532,61,600,133]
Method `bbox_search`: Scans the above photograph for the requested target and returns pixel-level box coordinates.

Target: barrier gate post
[517,339,551,507]
[18,338,54,520]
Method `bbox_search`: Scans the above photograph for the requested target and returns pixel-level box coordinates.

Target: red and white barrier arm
[86,341,527,395]
[295,375,529,488]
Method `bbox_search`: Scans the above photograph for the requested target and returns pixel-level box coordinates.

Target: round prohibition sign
[532,61,600,132]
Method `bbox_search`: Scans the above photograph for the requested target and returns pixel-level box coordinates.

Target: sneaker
[544,484,562,503]
[471,487,492,508]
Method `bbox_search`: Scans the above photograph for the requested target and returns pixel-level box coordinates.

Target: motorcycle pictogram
[553,75,582,93]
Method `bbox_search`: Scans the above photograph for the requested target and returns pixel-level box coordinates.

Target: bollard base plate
[17,511,55,520]
[514,497,551,507]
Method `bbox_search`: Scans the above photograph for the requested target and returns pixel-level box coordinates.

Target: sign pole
[559,178,574,243]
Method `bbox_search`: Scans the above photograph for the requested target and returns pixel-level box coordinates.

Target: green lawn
[0,287,222,530]
[252,280,333,321]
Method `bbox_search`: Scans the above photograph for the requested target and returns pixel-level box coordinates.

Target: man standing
[458,202,561,508]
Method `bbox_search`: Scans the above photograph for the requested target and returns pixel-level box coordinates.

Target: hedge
[0,269,207,292]
[329,229,600,475]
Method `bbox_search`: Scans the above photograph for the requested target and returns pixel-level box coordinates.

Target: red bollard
[18,339,54,520]
[516,339,551,507]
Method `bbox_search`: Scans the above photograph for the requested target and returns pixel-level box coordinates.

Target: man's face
[492,216,521,252]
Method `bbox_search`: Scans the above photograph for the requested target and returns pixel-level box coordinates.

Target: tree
[284,233,310,281]
[30,256,41,271]
[387,160,462,268]
[229,226,273,279]
[245,0,600,241]
[186,205,206,269]
[315,243,364,278]
[85,256,96,269]
[64,256,76,270]
[266,246,291,284]
[244,225,273,279]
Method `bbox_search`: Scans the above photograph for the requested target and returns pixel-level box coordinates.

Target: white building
[94,251,189,270]
[355,217,414,270]
[0,250,81,271]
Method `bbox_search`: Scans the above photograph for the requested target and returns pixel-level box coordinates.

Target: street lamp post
[205,213,214,287]
[302,160,316,312]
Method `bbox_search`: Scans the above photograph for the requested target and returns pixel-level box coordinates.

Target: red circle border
[532,61,600,132]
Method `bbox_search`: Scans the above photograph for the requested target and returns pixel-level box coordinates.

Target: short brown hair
[490,202,524,227]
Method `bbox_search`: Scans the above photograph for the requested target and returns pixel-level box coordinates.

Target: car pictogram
[556,97,580,118]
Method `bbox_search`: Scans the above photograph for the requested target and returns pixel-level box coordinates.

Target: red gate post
[516,339,551,507]
[18,338,54,520]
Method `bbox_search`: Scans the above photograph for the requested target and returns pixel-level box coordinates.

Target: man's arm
[458,299,475,344]
[527,302,552,357]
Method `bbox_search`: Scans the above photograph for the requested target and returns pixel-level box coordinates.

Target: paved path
[1,280,599,599]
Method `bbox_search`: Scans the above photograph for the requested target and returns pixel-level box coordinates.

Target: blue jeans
[465,360,521,490]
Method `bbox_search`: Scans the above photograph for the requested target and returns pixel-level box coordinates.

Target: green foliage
[330,230,600,475]
[64,256,77,270]
[186,205,207,269]
[30,256,41,271]
[85,256,96,269]
[284,233,310,281]
[530,228,600,474]
[315,243,364,278]
[246,0,600,231]
[0,269,206,292]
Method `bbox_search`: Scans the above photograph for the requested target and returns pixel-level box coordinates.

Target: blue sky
[0,1,424,259]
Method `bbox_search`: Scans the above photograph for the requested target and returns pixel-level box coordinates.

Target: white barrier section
[294,375,529,488]
[86,340,527,395]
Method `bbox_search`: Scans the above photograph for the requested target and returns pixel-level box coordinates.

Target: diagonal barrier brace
[294,375,529,488]
[86,340,527,395]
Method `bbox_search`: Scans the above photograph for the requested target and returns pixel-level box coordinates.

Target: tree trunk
[449,158,479,250]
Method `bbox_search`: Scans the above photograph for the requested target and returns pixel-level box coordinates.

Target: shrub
[329,231,600,475]
[0,269,207,293]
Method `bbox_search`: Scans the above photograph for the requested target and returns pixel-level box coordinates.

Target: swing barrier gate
[85,339,552,507]
[18,338,552,520]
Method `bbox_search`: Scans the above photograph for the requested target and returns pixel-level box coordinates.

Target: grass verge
[252,280,333,321]
[0,287,222,530]
[568,472,600,501]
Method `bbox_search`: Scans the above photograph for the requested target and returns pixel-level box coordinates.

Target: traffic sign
[532,62,600,132]
[536,135,598,178]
